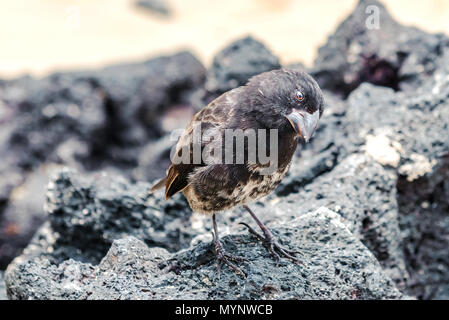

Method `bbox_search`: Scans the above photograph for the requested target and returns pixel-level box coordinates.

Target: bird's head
[248,69,324,143]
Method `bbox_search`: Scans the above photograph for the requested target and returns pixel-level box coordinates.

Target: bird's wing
[151,89,240,199]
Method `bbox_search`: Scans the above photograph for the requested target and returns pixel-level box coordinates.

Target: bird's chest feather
[235,163,291,203]
[183,163,291,214]
[211,163,291,210]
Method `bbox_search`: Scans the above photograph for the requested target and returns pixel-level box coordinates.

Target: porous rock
[277,76,449,297]
[5,208,403,300]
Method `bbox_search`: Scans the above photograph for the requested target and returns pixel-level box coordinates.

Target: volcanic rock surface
[2,0,449,300]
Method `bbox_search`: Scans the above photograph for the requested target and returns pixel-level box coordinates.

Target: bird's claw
[267,241,300,263]
[240,222,300,264]
[214,239,247,277]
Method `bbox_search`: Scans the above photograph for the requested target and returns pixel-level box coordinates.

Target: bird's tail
[149,176,167,194]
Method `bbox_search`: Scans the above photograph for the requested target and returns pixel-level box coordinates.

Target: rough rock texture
[312,0,449,96]
[271,154,408,288]
[2,152,410,300]
[46,169,194,260]
[397,158,449,300]
[5,209,402,300]
[0,271,6,300]
[277,80,449,298]
[344,82,449,299]
[278,74,449,298]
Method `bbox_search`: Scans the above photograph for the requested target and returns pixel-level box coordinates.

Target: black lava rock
[199,36,281,106]
[312,0,449,97]
[5,210,403,300]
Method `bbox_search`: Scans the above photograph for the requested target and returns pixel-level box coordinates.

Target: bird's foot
[213,238,247,277]
[240,222,300,264]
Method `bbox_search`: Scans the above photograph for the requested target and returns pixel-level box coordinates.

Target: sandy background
[1,0,449,79]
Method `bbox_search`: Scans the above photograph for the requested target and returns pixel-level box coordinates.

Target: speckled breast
[184,163,291,214]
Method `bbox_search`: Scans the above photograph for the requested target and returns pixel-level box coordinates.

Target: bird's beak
[286,109,320,143]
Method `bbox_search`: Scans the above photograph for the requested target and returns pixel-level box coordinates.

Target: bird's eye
[296,91,305,101]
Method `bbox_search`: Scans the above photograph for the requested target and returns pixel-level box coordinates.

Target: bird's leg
[240,205,300,263]
[212,214,246,277]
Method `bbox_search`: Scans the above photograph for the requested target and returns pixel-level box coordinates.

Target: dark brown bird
[151,69,324,274]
